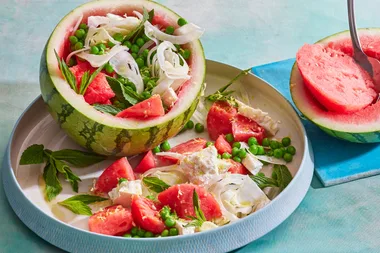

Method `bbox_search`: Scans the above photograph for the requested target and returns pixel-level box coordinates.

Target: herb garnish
[142,176,170,193]
[250,165,293,190]
[58,194,108,216]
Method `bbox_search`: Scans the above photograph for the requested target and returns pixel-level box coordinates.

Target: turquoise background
[1,0,380,252]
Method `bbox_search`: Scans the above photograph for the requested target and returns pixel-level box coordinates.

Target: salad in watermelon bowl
[9,0,311,250]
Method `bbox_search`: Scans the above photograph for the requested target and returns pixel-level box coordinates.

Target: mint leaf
[51,149,106,167]
[123,8,152,43]
[193,189,206,221]
[93,104,122,116]
[106,76,142,105]
[79,65,104,95]
[59,200,92,216]
[60,194,108,205]
[54,50,77,92]
[58,194,108,216]
[142,177,170,193]
[43,161,62,201]
[272,165,292,190]
[52,158,81,192]
[250,174,278,189]
[19,144,45,165]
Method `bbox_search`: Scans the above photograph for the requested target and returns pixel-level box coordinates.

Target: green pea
[165,26,175,34]
[282,137,291,147]
[141,67,151,77]
[164,217,176,227]
[131,227,138,236]
[270,140,279,150]
[206,141,213,147]
[131,52,138,59]
[222,152,232,159]
[74,41,83,50]
[135,57,145,68]
[107,41,115,48]
[137,229,146,237]
[67,57,76,67]
[232,142,241,149]
[146,195,155,201]
[142,76,150,85]
[273,149,283,159]
[152,146,161,154]
[142,91,151,99]
[98,43,106,50]
[136,38,145,47]
[284,153,293,162]
[123,40,132,48]
[185,120,194,129]
[238,149,247,159]
[142,33,150,42]
[161,229,169,237]
[231,147,240,157]
[160,208,170,220]
[69,35,78,45]
[146,80,156,89]
[131,44,140,54]
[123,233,132,238]
[117,77,126,84]
[286,146,296,155]
[90,45,99,55]
[181,49,191,60]
[118,178,128,184]
[75,29,86,39]
[174,44,181,51]
[133,235,140,238]
[233,156,242,163]
[249,145,258,155]
[161,141,171,151]
[262,138,270,147]
[266,150,274,156]
[257,146,265,155]
[195,123,204,133]
[142,48,150,58]
[113,33,124,42]
[217,154,221,159]
[79,23,88,30]
[144,231,154,237]
[225,133,234,142]
[169,228,179,236]
[105,63,114,74]
[177,18,187,26]
[248,137,258,146]
[97,48,105,55]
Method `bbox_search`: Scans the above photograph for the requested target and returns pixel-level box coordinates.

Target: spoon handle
[347,0,364,57]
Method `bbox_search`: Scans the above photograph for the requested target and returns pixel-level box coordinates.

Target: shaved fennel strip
[65,47,90,65]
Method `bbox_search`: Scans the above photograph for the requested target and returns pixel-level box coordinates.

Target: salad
[55,7,203,119]
[20,71,296,237]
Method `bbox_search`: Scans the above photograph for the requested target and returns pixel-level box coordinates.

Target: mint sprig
[106,76,143,105]
[19,144,105,201]
[54,50,77,92]
[58,194,108,216]
[186,189,207,227]
[78,64,104,95]
[206,68,251,106]
[250,165,293,190]
[142,176,170,193]
[93,104,122,116]
[123,8,154,43]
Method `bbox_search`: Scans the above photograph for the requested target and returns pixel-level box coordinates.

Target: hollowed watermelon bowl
[40,0,206,157]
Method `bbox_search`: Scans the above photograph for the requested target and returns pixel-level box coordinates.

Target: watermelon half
[290,28,380,143]
[39,0,206,156]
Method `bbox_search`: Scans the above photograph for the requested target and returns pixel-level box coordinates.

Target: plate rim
[3,60,315,253]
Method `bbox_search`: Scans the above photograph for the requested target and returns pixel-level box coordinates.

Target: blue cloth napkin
[251,59,380,186]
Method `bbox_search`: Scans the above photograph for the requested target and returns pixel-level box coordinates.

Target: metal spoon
[347,0,380,102]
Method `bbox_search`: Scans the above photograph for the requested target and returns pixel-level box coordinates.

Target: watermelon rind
[40,0,206,156]
[290,28,380,143]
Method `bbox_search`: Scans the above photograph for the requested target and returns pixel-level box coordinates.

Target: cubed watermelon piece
[116,94,165,119]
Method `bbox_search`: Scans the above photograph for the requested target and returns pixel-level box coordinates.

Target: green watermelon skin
[290,29,380,144]
[40,1,206,156]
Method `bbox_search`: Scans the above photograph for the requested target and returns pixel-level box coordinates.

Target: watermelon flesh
[290,29,380,143]
[116,94,165,119]
[296,44,377,113]
[69,61,115,105]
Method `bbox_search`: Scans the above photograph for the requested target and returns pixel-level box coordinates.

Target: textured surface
[2,0,380,252]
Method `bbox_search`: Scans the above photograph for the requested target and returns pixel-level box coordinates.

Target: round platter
[3,60,314,253]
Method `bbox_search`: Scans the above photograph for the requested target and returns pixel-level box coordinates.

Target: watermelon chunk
[158,184,222,220]
[94,157,135,194]
[69,62,115,105]
[131,196,166,234]
[232,115,265,143]
[88,205,133,236]
[296,43,377,113]
[134,151,156,174]
[207,101,237,140]
[116,94,165,119]
[215,135,232,154]
[227,159,250,175]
